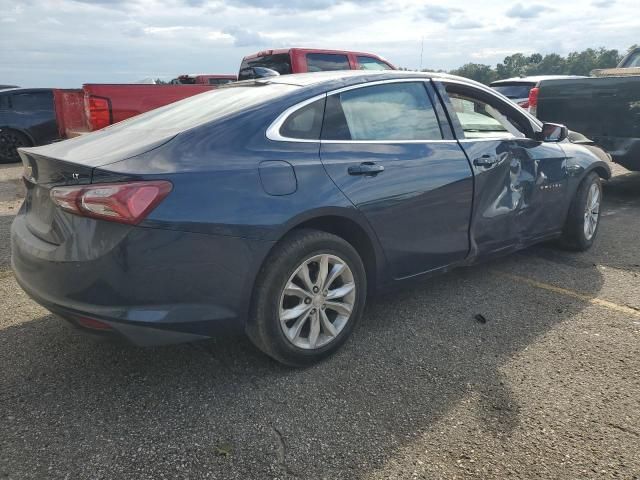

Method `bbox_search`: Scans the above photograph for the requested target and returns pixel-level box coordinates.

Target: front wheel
[560,172,602,251]
[248,229,367,367]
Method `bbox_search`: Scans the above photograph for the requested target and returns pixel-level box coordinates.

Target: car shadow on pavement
[0,254,605,479]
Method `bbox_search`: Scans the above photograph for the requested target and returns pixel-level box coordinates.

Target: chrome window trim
[266,93,327,143]
[266,77,449,144]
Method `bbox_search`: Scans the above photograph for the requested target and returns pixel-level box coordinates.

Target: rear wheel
[0,129,30,163]
[560,172,602,251]
[248,229,367,367]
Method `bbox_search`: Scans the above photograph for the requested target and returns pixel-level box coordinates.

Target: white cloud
[0,0,637,87]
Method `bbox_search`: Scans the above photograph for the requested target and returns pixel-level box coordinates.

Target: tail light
[528,87,540,117]
[50,181,172,225]
[517,100,530,109]
[86,95,112,131]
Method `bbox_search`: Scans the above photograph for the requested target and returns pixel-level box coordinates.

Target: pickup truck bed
[54,84,214,138]
[537,76,640,171]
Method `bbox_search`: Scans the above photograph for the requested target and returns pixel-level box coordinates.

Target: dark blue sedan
[11,71,610,366]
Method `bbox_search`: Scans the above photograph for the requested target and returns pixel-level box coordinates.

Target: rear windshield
[491,84,533,99]
[238,54,292,80]
[102,83,298,132]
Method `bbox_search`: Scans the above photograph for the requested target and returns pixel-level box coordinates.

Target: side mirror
[538,122,568,142]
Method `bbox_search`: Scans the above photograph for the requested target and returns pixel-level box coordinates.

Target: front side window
[306,53,350,72]
[322,82,442,141]
[357,56,392,71]
[446,89,526,139]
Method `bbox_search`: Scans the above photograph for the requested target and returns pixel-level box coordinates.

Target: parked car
[169,74,237,85]
[11,71,610,366]
[490,75,585,109]
[238,48,395,80]
[0,88,58,163]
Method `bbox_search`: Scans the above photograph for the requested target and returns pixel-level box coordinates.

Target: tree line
[435,45,638,85]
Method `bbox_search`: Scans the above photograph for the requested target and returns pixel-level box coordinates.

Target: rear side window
[11,92,53,111]
[239,54,292,80]
[279,98,325,140]
[306,53,350,72]
[322,82,442,141]
[357,56,392,71]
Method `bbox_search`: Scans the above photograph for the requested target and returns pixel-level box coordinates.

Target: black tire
[247,229,367,367]
[0,129,30,164]
[560,172,602,251]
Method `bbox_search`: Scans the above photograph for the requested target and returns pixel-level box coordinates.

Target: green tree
[449,63,497,84]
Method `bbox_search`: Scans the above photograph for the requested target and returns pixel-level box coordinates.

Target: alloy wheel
[0,131,27,162]
[279,253,356,350]
[583,182,600,241]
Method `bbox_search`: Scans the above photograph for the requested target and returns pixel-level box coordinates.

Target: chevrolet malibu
[11,71,610,366]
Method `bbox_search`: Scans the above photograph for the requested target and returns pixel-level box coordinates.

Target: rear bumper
[11,212,274,345]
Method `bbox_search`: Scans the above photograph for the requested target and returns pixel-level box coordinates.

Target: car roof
[491,75,586,85]
[0,87,53,95]
[244,69,481,88]
[241,47,390,61]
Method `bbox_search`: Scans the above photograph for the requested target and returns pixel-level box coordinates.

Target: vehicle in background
[238,48,394,80]
[0,88,58,163]
[170,74,237,85]
[490,76,585,109]
[53,48,395,139]
[592,46,640,77]
[12,71,609,366]
[526,48,640,171]
[1,85,19,90]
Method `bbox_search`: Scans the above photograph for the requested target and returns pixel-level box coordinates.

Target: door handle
[348,162,385,176]
[473,155,499,167]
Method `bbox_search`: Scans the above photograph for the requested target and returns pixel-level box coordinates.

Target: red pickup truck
[170,74,237,85]
[53,48,395,138]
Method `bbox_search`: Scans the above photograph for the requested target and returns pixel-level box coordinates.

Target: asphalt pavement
[0,162,638,479]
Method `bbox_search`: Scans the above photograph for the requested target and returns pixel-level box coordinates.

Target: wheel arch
[262,208,389,296]
[0,126,35,146]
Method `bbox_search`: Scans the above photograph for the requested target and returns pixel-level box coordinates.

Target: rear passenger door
[319,80,474,279]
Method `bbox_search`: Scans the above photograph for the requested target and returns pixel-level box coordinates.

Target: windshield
[491,84,533,99]
[622,51,640,68]
[101,82,298,133]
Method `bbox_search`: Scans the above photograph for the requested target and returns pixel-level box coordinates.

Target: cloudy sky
[1,0,637,87]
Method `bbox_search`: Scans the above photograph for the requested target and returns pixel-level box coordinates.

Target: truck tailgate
[53,89,88,138]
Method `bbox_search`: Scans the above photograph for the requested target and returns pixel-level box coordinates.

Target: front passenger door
[319,81,474,279]
[439,82,569,256]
